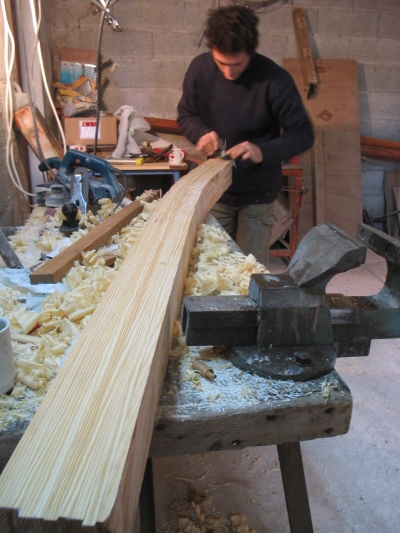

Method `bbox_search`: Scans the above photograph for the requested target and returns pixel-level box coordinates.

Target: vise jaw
[183,223,400,382]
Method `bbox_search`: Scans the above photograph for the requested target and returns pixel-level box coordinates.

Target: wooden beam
[30,198,145,284]
[0,159,232,532]
[13,105,64,160]
[144,116,180,135]
[292,8,318,88]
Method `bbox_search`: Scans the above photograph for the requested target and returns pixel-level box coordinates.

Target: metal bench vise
[182,223,400,381]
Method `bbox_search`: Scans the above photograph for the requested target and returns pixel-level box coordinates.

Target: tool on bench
[36,150,126,231]
[140,144,173,163]
[183,223,400,382]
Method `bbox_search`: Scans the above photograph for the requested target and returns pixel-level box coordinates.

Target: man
[177,5,314,266]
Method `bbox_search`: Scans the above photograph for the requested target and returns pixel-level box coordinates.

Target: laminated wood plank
[0,159,231,533]
[284,58,362,238]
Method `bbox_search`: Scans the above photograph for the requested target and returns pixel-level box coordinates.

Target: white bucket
[0,317,16,394]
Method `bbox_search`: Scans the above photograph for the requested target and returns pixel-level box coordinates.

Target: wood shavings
[321,378,340,399]
[1,192,157,429]
[157,489,255,533]
[13,310,41,334]
[192,360,216,381]
[184,224,267,297]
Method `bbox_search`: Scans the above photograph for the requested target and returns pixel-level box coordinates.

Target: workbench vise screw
[183,223,400,381]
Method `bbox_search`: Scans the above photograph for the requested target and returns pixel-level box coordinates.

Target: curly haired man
[177,5,314,266]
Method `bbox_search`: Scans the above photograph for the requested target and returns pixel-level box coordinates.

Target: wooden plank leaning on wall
[0,159,232,533]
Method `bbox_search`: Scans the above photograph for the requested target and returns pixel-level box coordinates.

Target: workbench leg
[277,442,314,533]
[139,458,157,533]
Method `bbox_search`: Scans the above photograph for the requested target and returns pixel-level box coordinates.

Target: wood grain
[29,199,145,284]
[284,59,362,238]
[13,106,64,161]
[151,363,352,457]
[292,8,318,86]
[0,159,232,532]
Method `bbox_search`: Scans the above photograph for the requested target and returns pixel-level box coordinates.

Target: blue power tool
[37,150,126,211]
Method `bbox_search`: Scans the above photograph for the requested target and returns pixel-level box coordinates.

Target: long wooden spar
[0,159,232,532]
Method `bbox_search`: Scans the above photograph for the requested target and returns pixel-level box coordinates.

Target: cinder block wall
[49,0,399,220]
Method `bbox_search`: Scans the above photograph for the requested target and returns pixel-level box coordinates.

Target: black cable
[93,0,112,156]
[110,166,127,210]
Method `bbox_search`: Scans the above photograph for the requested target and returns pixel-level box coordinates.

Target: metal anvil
[182,223,400,381]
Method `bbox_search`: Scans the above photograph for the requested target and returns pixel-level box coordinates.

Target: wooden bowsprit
[0,159,232,532]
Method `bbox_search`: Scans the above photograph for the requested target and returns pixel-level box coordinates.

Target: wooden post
[0,159,231,532]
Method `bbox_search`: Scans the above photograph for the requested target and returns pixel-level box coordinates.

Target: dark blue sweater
[177,52,314,206]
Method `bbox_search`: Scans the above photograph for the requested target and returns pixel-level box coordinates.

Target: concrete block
[52,29,153,60]
[103,87,182,119]
[358,64,376,94]
[114,59,188,89]
[50,0,99,29]
[353,0,400,12]
[362,169,385,220]
[184,1,212,32]
[361,118,400,142]
[350,38,400,65]
[101,31,153,58]
[258,34,289,64]
[258,6,297,34]
[293,0,352,7]
[375,66,400,93]
[318,9,379,38]
[378,11,400,40]
[111,0,185,30]
[313,35,351,60]
[153,31,201,58]
[372,92,400,122]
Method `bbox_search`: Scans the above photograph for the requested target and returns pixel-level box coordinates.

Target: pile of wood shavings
[184,224,267,296]
[157,488,256,533]
[0,198,158,431]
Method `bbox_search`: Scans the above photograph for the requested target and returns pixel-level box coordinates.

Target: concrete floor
[151,249,400,532]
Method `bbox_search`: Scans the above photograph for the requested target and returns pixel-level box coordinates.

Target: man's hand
[197,131,219,156]
[227,141,263,164]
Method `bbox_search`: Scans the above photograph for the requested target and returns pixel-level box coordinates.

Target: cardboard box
[63,116,117,146]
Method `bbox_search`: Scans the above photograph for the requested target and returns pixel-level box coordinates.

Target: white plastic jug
[0,317,16,394]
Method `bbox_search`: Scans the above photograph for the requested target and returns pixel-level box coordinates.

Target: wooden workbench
[0,214,353,533]
[0,369,352,533]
